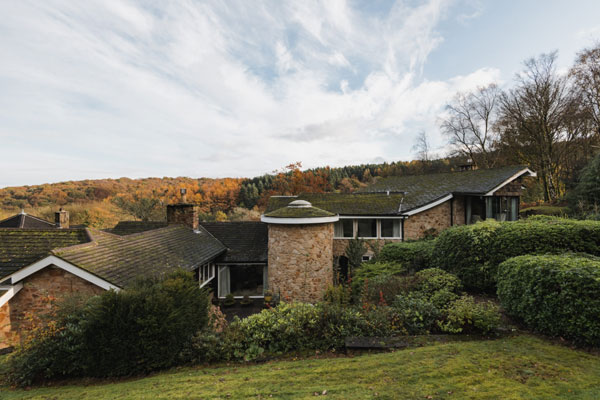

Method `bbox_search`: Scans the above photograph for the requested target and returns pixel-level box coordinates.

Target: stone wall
[1,266,104,349]
[404,200,453,240]
[452,196,466,226]
[267,223,334,303]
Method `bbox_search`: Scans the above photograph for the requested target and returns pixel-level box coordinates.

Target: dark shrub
[359,274,415,305]
[433,218,600,292]
[80,270,210,377]
[438,295,501,335]
[497,253,600,346]
[378,240,435,271]
[7,270,210,386]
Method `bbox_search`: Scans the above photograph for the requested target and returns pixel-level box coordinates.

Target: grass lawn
[1,334,599,399]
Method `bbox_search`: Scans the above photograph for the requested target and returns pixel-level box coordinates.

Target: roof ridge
[51,229,98,254]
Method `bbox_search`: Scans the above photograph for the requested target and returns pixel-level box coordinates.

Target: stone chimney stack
[55,208,69,229]
[166,188,199,230]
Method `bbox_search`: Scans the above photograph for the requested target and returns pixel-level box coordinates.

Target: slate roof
[0,229,90,279]
[0,212,56,229]
[265,166,533,216]
[200,222,268,263]
[105,221,169,235]
[54,225,227,288]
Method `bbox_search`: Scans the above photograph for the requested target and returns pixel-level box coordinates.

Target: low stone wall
[1,266,104,349]
[267,223,334,303]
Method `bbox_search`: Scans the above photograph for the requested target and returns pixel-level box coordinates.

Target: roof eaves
[483,168,537,196]
[401,193,453,216]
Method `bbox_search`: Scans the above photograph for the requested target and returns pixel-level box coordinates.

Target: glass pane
[334,221,344,237]
[510,197,518,221]
[229,265,264,296]
[357,219,377,238]
[342,219,353,238]
[381,219,400,238]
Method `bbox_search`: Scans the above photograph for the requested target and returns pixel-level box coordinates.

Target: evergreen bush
[497,253,600,346]
[432,218,600,292]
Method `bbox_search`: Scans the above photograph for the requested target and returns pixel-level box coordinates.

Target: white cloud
[0,0,498,186]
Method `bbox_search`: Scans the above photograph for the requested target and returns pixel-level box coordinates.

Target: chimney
[55,208,69,229]
[166,188,199,230]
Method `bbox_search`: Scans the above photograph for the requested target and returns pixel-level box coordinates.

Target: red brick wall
[1,266,105,349]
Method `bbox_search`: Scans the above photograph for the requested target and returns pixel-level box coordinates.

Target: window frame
[379,219,402,239]
[333,217,403,240]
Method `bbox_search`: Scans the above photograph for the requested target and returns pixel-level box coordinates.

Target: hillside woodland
[2,43,600,227]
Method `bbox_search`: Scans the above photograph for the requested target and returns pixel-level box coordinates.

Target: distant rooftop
[0,229,90,279]
[0,211,56,229]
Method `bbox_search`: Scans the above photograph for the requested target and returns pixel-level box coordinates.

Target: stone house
[261,165,535,302]
[0,165,534,349]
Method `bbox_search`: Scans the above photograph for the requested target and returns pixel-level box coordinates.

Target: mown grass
[1,335,599,399]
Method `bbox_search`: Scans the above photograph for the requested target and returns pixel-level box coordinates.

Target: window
[380,219,401,238]
[362,255,372,262]
[334,219,354,238]
[357,219,377,238]
[218,265,267,298]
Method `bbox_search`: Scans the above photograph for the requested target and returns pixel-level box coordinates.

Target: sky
[1,0,599,187]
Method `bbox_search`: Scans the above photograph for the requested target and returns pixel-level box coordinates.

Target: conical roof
[261,200,338,224]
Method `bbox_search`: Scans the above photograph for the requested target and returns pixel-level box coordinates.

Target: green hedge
[432,218,600,292]
[378,240,435,271]
[497,254,600,346]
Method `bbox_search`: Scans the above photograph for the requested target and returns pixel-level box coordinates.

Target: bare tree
[498,51,584,201]
[412,131,431,162]
[440,83,500,168]
[570,42,600,137]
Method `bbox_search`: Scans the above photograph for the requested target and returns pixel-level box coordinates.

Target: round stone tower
[261,200,339,303]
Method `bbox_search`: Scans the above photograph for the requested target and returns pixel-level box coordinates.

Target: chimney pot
[180,188,187,204]
[55,209,69,229]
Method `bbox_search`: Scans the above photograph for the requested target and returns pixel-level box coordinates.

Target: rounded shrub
[497,253,600,346]
[414,268,462,309]
[437,295,501,335]
[433,218,600,292]
[378,240,435,271]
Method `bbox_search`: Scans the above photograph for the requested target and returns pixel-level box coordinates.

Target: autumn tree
[498,52,584,201]
[440,83,500,168]
[112,194,162,221]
